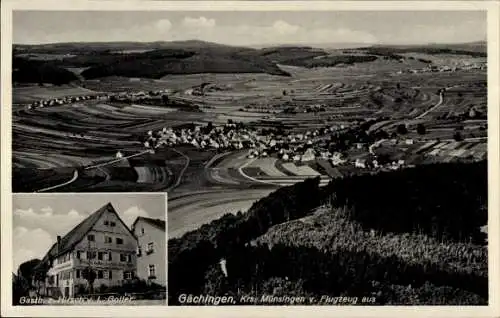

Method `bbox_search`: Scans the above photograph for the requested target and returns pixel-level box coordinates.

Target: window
[146,242,154,254]
[148,264,156,278]
[76,270,80,279]
[87,234,95,241]
[123,271,132,280]
[137,246,142,257]
[120,254,127,262]
[87,251,96,259]
[76,251,81,259]
[104,221,109,226]
[103,271,109,279]
[116,238,123,245]
[127,254,132,263]
[109,270,113,279]
[110,221,116,227]
[104,236,112,244]
[108,252,112,261]
[98,252,104,261]
[97,270,103,279]
[141,228,145,235]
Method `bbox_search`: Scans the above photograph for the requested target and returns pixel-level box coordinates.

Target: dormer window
[87,234,95,241]
[110,222,116,227]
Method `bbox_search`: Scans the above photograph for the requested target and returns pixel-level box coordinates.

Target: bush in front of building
[74,279,166,300]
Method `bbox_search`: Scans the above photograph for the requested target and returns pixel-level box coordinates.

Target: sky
[12,193,166,271]
[13,11,487,46]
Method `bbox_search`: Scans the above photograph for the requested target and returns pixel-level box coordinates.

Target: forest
[168,161,488,305]
[12,57,79,85]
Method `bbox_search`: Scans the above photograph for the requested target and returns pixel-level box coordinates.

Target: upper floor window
[146,242,154,254]
[87,234,95,241]
[104,221,109,226]
[116,238,123,245]
[141,228,145,235]
[104,236,112,244]
[76,251,81,259]
[110,221,116,227]
[137,246,142,257]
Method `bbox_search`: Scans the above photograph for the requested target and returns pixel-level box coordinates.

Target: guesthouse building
[33,203,138,298]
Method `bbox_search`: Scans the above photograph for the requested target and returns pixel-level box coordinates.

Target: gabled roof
[131,216,166,233]
[36,203,135,270]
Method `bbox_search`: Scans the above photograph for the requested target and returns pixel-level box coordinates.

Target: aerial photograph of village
[11,10,488,305]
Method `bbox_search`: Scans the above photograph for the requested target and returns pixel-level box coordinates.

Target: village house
[355,158,367,168]
[131,217,166,287]
[301,148,316,162]
[33,203,138,298]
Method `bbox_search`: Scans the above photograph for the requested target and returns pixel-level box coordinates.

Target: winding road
[35,170,79,193]
[33,149,152,192]
[166,148,191,191]
[416,93,444,120]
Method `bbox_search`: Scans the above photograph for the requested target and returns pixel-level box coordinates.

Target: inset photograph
[12,193,167,306]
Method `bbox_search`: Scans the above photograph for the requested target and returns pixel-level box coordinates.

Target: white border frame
[1,1,499,317]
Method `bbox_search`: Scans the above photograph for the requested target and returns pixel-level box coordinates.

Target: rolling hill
[11,40,487,84]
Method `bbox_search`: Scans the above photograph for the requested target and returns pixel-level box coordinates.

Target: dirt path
[35,170,79,193]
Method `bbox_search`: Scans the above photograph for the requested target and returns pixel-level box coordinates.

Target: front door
[64,287,69,298]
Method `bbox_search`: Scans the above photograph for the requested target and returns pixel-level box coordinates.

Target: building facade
[131,217,166,287]
[35,203,138,298]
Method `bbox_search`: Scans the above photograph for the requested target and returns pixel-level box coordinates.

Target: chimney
[57,235,61,252]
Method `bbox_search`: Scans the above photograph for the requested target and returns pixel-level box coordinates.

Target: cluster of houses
[25,88,172,110]
[141,120,414,172]
[109,89,170,102]
[398,61,487,75]
[143,122,351,160]
[23,203,166,299]
[143,123,260,152]
[354,157,408,170]
[26,94,108,110]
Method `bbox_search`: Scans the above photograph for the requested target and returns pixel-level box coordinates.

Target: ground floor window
[123,271,132,280]
[148,264,156,278]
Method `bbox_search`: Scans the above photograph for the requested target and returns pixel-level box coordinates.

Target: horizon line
[12,38,487,47]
